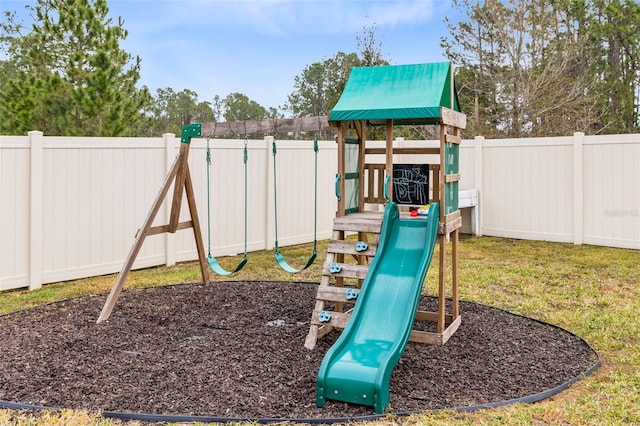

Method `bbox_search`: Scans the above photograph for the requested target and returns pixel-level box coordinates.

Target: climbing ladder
[305,207,462,350]
[305,211,382,349]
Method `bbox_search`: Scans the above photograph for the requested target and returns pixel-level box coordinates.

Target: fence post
[28,131,44,290]
[163,133,178,266]
[573,132,584,245]
[474,135,484,237]
[265,136,275,250]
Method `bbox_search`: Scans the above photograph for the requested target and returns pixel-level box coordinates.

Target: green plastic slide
[316,202,440,413]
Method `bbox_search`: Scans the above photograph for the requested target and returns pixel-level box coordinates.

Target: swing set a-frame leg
[97,142,209,324]
[183,162,210,285]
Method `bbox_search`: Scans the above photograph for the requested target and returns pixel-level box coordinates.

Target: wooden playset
[98,62,466,354]
[304,62,466,348]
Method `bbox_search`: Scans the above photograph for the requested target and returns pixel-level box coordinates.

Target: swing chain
[206,136,212,166]
[205,135,213,257]
[271,135,319,273]
[205,135,250,275]
[243,136,248,257]
[243,137,248,163]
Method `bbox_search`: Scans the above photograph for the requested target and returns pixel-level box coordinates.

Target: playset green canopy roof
[329,62,460,123]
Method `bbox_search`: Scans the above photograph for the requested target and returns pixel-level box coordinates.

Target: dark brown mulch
[0,281,598,421]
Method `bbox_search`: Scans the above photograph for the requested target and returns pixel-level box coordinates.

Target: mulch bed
[0,281,598,421]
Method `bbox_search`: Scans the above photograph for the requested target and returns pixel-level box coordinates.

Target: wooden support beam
[410,316,461,345]
[415,310,455,323]
[184,162,210,286]
[97,138,209,324]
[438,233,446,334]
[445,134,462,144]
[439,211,463,235]
[358,122,366,212]
[168,142,189,232]
[97,149,183,323]
[385,120,394,203]
[452,228,460,318]
[354,120,365,142]
[200,116,333,137]
[365,147,441,155]
[440,107,467,129]
[439,124,446,222]
[336,123,346,216]
[148,221,193,236]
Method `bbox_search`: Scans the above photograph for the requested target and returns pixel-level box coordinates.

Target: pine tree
[0,0,152,136]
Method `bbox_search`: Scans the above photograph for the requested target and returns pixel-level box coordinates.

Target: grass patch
[1,236,638,425]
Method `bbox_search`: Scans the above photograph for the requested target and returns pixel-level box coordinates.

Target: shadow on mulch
[0,281,598,423]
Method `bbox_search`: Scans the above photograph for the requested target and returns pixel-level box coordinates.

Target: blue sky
[3,0,461,112]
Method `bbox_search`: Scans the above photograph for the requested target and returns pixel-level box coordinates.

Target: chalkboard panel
[392,164,430,205]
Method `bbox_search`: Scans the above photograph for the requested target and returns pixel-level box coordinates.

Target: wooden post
[168,142,189,232]
[357,121,366,213]
[385,120,393,203]
[336,122,346,216]
[452,228,459,318]
[437,237,446,334]
[437,124,447,334]
[357,121,367,281]
[452,126,461,319]
[184,163,210,286]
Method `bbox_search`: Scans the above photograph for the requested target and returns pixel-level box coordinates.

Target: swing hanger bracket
[181,123,202,144]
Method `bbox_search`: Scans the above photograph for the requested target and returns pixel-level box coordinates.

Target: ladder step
[322,263,369,279]
[332,217,382,233]
[315,285,360,303]
[310,309,351,328]
[327,240,377,256]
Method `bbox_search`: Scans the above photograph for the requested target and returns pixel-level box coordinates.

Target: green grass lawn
[1,236,638,425]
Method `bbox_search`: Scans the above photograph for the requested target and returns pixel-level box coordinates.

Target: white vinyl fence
[1,131,639,292]
[462,133,640,249]
[0,132,337,291]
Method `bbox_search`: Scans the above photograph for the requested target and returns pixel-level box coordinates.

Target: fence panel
[583,134,640,249]
[39,137,169,285]
[480,137,574,242]
[0,136,31,291]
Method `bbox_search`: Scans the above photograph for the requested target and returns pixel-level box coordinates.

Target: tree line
[1,0,639,138]
[0,0,386,138]
[443,0,640,137]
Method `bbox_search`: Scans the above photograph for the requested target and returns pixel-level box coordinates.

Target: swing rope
[272,137,318,273]
[205,136,249,276]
